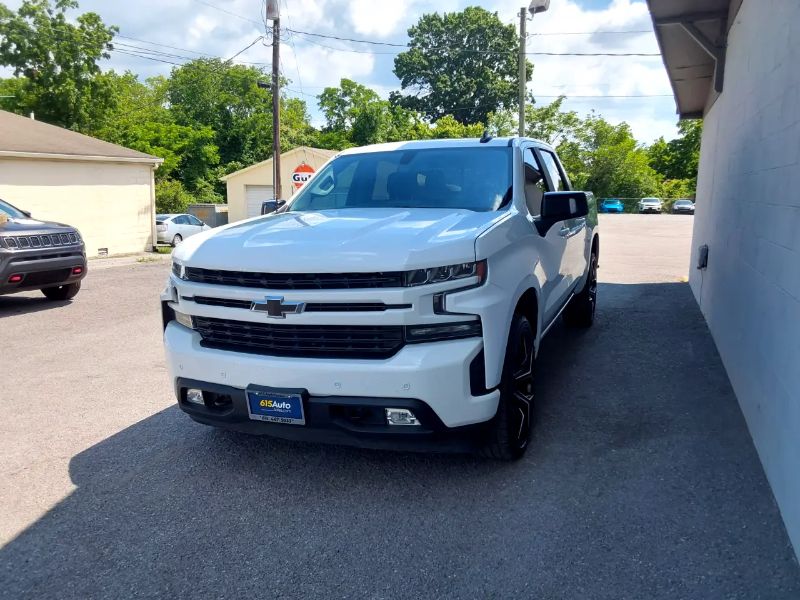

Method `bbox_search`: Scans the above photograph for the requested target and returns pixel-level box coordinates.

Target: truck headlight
[403,260,486,287]
[172,261,188,280]
[405,320,482,343]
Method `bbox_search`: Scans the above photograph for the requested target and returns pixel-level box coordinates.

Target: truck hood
[175,208,508,272]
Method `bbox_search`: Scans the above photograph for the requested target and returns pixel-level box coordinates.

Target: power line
[116,34,213,56]
[530,30,652,36]
[226,36,264,62]
[288,29,659,56]
[191,0,263,27]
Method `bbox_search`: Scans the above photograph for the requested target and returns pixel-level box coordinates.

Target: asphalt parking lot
[2,214,798,599]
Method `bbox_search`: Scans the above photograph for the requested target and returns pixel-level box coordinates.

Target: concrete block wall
[0,159,156,257]
[691,0,800,556]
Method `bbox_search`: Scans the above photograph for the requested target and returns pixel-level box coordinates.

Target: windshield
[289,147,512,213]
[0,199,28,219]
[676,200,693,206]
[643,198,660,203]
[156,214,171,221]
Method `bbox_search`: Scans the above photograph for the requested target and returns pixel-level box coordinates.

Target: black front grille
[194,317,405,359]
[184,267,404,290]
[191,296,410,312]
[2,231,79,250]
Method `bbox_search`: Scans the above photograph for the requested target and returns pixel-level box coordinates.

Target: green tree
[429,114,484,139]
[167,59,313,167]
[0,0,117,130]
[558,114,662,199]
[392,7,529,125]
[316,79,431,147]
[319,78,381,131]
[648,119,702,184]
[488,96,581,144]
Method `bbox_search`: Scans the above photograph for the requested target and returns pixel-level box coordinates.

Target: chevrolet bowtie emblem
[251,295,305,318]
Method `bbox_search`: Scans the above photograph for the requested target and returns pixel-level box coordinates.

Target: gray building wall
[691,0,800,554]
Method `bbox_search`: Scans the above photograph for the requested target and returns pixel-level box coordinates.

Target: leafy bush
[155,179,192,214]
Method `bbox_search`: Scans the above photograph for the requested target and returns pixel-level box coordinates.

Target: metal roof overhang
[647,0,740,119]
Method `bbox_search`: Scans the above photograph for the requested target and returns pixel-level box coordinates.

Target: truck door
[522,147,572,324]
[536,148,586,291]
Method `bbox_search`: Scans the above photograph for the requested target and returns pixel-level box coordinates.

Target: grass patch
[153,246,173,254]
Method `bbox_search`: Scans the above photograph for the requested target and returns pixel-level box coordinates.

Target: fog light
[186,388,204,405]
[174,311,194,329]
[385,408,420,426]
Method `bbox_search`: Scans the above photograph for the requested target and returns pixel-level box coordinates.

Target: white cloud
[487,0,678,142]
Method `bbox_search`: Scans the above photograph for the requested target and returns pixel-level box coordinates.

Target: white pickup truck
[162,137,599,460]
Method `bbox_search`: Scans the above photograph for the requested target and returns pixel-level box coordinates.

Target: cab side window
[523,148,547,217]
[539,150,567,192]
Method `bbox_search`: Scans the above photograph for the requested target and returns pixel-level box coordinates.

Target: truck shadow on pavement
[2,282,799,599]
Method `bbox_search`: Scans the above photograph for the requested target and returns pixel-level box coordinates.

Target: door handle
[558,225,571,237]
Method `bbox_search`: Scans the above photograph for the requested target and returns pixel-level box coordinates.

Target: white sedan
[156,214,211,247]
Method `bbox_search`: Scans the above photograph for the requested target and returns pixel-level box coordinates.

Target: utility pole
[271,16,281,200]
[520,2,550,137]
[518,7,527,137]
[266,0,281,200]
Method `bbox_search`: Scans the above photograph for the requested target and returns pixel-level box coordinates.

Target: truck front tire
[479,314,535,461]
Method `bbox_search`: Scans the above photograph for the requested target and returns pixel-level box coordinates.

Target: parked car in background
[672,199,695,214]
[600,198,624,213]
[156,214,211,247]
[0,198,86,300]
[638,197,663,213]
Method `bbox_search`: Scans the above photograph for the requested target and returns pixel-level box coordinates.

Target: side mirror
[261,199,286,215]
[260,200,278,215]
[536,191,589,236]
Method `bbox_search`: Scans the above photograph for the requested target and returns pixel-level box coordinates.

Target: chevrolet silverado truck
[162,137,599,460]
[0,199,86,300]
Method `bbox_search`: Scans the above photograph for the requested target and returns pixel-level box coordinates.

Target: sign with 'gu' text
[292,163,315,190]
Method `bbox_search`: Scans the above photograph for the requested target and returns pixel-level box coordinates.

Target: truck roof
[338,137,554,156]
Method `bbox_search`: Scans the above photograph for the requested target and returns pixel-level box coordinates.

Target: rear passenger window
[539,150,566,192]
[523,149,546,217]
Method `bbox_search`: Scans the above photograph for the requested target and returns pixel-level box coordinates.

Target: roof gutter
[0,150,164,166]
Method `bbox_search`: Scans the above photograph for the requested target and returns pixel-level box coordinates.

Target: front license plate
[246,389,305,425]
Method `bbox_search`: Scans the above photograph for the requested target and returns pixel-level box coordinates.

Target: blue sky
[2,0,679,142]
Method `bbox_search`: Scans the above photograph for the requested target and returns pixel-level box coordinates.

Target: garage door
[245,185,274,218]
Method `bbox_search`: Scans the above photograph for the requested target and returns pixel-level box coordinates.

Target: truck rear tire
[41,281,81,301]
[478,314,535,461]
[563,251,597,328]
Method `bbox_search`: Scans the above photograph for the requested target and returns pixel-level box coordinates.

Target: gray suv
[0,199,87,300]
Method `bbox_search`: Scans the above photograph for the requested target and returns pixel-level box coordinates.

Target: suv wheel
[41,281,81,301]
[171,234,183,247]
[479,314,535,461]
[563,251,597,328]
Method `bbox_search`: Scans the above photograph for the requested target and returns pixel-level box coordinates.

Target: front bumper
[640,207,662,213]
[164,321,500,439]
[0,250,86,295]
[174,377,491,452]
